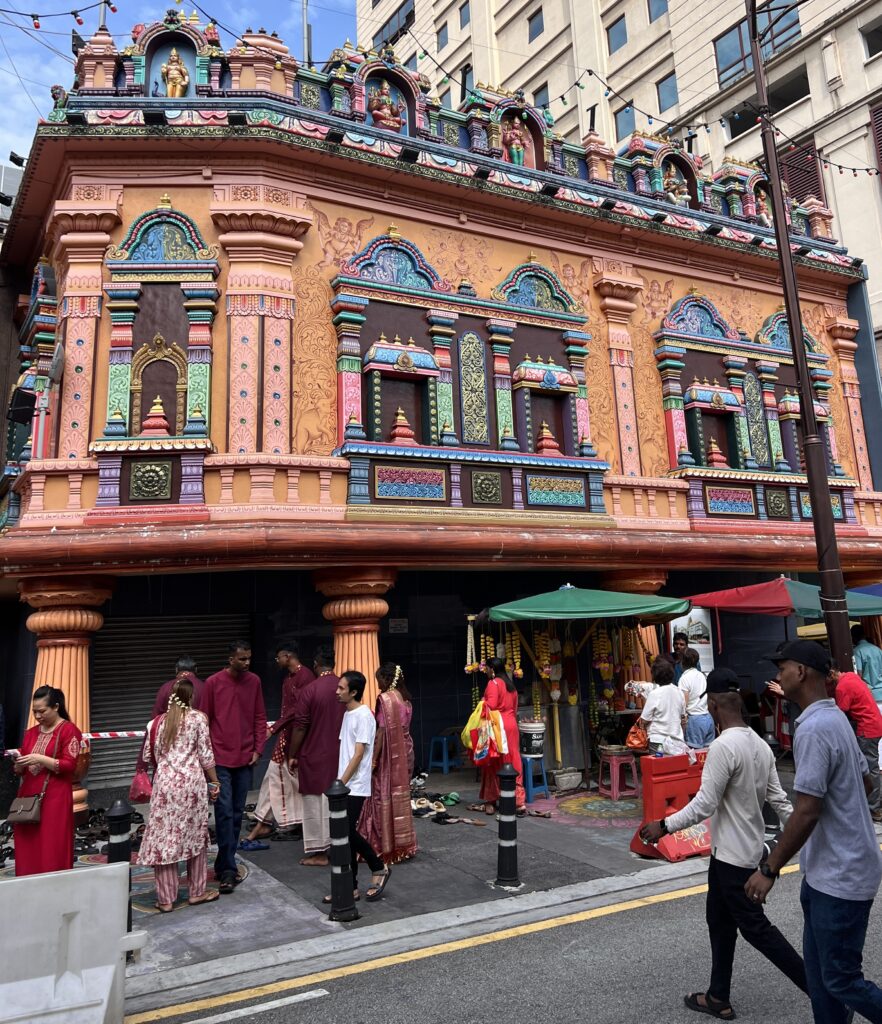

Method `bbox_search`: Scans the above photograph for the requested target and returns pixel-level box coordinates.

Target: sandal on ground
[188,890,220,905]
[154,902,175,913]
[218,876,236,895]
[365,866,391,902]
[467,802,488,812]
[684,992,736,1020]
[321,890,360,904]
[516,807,527,817]
[238,839,270,851]
[299,854,329,866]
[456,816,488,826]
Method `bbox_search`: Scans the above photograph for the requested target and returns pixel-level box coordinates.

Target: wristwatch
[758,862,778,880]
[658,817,669,835]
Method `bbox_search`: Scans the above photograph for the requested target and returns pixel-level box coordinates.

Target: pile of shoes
[0,820,13,866]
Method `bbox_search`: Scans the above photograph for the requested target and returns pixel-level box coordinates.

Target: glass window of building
[404,53,418,70]
[437,22,448,50]
[607,15,627,55]
[440,89,452,109]
[648,0,667,21]
[460,1,470,28]
[372,0,416,50]
[533,82,549,109]
[714,4,800,87]
[863,20,882,59]
[528,8,544,42]
[615,104,635,139]
[656,71,678,112]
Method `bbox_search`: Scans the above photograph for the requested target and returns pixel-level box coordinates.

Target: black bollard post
[325,778,360,922]
[495,763,520,888]
[107,797,134,946]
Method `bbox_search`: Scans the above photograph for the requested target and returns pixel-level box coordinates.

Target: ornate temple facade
[2,13,882,775]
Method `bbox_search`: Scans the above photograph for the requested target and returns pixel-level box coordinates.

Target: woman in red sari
[358,663,417,864]
[13,685,83,876]
[470,658,526,814]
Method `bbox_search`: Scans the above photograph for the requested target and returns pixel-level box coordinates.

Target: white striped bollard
[495,763,520,888]
[325,779,360,922]
[106,798,134,947]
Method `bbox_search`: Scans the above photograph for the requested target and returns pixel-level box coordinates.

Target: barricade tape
[4,721,277,758]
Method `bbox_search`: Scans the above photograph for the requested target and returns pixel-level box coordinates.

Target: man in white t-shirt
[333,670,389,903]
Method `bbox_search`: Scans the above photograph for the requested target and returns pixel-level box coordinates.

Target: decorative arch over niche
[493,99,548,171]
[492,259,580,314]
[661,293,740,342]
[107,200,218,263]
[341,228,452,291]
[755,310,820,353]
[130,333,188,435]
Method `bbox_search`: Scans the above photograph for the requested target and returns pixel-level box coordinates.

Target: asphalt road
[146,870,882,1024]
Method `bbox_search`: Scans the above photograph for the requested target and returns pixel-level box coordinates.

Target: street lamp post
[746,0,853,671]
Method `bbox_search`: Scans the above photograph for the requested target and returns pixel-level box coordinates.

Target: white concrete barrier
[0,861,146,1023]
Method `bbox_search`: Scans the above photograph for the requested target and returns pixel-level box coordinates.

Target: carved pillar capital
[314,568,397,707]
[592,259,644,322]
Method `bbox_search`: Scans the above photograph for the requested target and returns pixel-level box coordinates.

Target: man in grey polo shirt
[746,640,882,1024]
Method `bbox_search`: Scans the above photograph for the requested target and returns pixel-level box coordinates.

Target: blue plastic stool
[523,756,550,803]
[427,734,461,774]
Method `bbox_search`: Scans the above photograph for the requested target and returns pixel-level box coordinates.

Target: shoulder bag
[129,717,162,804]
[7,730,62,825]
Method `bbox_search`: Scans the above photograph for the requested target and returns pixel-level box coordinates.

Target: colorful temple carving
[2,10,882,757]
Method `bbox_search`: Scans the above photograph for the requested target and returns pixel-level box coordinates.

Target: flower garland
[592,625,614,682]
[465,615,479,675]
[534,628,552,679]
[504,628,524,679]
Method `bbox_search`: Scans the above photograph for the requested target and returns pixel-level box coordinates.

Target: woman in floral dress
[138,677,221,911]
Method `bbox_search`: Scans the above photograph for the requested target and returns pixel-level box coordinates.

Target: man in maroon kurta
[287,644,344,865]
[151,656,203,718]
[243,642,315,843]
[202,642,266,892]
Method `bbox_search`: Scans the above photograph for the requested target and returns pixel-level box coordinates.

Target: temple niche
[497,102,547,171]
[332,229,606,512]
[141,23,198,99]
[654,293,855,524]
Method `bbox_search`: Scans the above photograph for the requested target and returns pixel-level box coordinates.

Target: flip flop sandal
[457,817,488,827]
[684,993,736,1020]
[154,902,175,914]
[188,890,220,905]
[467,803,489,812]
[441,793,460,806]
[321,890,361,904]
[431,812,453,823]
[431,801,447,813]
[527,809,552,818]
[365,867,391,902]
[238,839,270,851]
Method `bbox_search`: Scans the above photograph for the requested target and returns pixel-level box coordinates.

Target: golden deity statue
[161,48,190,99]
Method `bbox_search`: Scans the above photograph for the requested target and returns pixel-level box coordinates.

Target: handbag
[626,720,649,750]
[461,700,486,751]
[7,730,62,825]
[129,717,161,804]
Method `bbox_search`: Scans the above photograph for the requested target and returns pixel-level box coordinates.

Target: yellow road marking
[126,863,801,1024]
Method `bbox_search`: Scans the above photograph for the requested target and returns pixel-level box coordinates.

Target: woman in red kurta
[475,658,526,813]
[13,685,83,876]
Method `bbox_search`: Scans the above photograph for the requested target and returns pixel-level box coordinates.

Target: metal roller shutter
[88,613,252,789]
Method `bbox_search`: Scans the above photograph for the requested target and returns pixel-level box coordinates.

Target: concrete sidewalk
[124,767,678,983]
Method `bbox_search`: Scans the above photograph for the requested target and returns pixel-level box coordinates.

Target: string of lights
[0,0,114,28]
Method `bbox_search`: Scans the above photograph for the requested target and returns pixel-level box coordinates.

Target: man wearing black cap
[745,640,882,1024]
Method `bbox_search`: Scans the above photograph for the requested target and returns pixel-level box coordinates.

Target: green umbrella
[489,583,690,624]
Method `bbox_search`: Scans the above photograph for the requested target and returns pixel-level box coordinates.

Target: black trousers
[706,856,808,1003]
[346,795,384,887]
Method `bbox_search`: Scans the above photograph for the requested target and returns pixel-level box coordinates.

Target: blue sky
[0,0,358,159]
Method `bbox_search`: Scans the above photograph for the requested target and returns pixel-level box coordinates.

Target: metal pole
[494,763,520,887]
[746,0,853,672]
[106,797,133,952]
[325,779,360,922]
[302,0,309,65]
[98,0,106,29]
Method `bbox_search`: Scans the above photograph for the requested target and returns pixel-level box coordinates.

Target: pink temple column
[654,343,688,468]
[332,294,370,442]
[592,258,644,476]
[211,191,312,454]
[826,309,872,489]
[49,200,122,459]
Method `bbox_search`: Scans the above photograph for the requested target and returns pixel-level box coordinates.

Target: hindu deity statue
[368,80,404,132]
[161,48,190,99]
[502,120,527,166]
[663,163,690,206]
[755,188,772,227]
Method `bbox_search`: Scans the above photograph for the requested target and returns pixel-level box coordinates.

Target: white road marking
[182,989,329,1024]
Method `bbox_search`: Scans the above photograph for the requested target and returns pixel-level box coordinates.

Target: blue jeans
[801,878,882,1023]
[686,713,716,748]
[214,765,252,880]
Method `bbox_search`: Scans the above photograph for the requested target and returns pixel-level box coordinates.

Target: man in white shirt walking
[330,670,389,905]
[641,688,807,1020]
